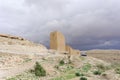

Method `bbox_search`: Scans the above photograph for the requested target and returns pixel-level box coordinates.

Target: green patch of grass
[7,72,39,80]
[62,65,74,73]
[7,62,46,80]
[111,63,120,68]
[66,69,76,74]
[65,74,76,79]
[66,65,74,71]
[111,63,120,74]
[96,64,110,71]
[80,57,85,61]
[115,67,120,74]
[51,74,76,80]
[51,66,76,80]
[51,76,65,80]
[7,78,16,80]
[81,63,91,73]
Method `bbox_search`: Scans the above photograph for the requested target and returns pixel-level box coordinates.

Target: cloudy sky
[0,0,120,50]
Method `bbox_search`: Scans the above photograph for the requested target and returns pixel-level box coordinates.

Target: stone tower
[50,31,66,51]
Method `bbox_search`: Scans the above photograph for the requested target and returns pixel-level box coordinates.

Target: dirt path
[0,60,36,79]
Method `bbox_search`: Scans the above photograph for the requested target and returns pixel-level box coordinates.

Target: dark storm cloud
[0,0,120,50]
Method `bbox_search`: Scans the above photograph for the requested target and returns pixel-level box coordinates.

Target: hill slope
[0,34,120,80]
[87,50,120,64]
[0,34,47,55]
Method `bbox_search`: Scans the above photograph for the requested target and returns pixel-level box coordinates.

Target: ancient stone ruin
[66,45,73,54]
[50,31,80,55]
[66,45,80,55]
[50,31,66,51]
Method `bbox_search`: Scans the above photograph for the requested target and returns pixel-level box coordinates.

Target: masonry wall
[66,45,73,54]
[73,50,80,55]
[50,32,57,50]
[66,45,80,55]
[50,31,66,51]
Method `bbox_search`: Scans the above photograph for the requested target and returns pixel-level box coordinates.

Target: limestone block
[73,49,80,55]
[66,45,74,54]
[50,31,66,51]
[66,45,80,55]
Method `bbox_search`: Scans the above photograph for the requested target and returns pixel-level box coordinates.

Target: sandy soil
[87,50,120,63]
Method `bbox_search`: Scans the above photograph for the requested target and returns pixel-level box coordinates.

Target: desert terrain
[0,34,120,80]
[87,50,120,64]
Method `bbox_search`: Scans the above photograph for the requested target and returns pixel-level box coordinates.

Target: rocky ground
[0,34,120,80]
[4,55,120,80]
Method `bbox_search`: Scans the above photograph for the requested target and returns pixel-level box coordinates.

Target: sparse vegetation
[6,71,39,80]
[102,73,107,77]
[24,58,32,63]
[96,64,106,70]
[51,74,76,80]
[96,64,110,71]
[3,50,120,80]
[65,74,76,79]
[29,69,35,73]
[80,77,87,80]
[81,63,91,73]
[93,70,102,75]
[115,67,120,74]
[34,62,46,77]
[7,78,16,80]
[54,65,59,69]
[93,64,110,76]
[80,56,85,61]
[75,72,81,76]
[75,72,84,76]
[51,76,65,80]
[67,65,74,70]
[59,60,65,66]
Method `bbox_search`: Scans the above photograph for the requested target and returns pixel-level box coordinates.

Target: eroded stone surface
[50,31,66,51]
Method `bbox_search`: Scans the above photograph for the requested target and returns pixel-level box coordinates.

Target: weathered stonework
[73,50,80,55]
[66,45,73,54]
[66,45,80,55]
[50,31,66,51]
[50,31,80,55]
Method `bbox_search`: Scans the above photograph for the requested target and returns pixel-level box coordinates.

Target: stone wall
[50,31,66,51]
[66,45,73,54]
[66,45,80,55]
[73,50,80,55]
[50,31,80,55]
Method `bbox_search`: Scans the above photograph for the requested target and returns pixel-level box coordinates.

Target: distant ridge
[0,34,25,40]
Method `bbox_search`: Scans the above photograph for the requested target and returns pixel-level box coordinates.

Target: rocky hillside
[0,34,48,78]
[0,34,47,55]
[0,34,120,80]
[5,55,120,80]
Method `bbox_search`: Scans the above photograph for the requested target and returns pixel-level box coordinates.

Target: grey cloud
[0,0,120,50]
